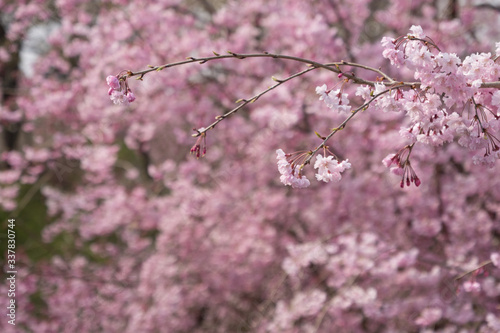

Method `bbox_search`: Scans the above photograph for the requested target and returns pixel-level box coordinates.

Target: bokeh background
[1,0,500,332]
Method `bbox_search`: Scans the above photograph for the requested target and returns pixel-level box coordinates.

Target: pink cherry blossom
[491,253,500,267]
[463,280,481,293]
[316,84,351,113]
[415,307,443,326]
[106,75,120,90]
[276,149,310,188]
[106,74,135,105]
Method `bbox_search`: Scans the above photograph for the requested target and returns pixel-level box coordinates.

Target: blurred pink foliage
[0,0,500,332]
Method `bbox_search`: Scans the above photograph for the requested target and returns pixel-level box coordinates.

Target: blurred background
[1,0,500,332]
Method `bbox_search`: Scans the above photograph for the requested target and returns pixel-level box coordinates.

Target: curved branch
[454,260,493,281]
[127,51,500,89]
[127,51,400,86]
[303,84,406,166]
[126,52,500,144]
[193,66,317,136]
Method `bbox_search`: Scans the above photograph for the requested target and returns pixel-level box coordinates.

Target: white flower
[110,90,128,105]
[463,280,481,293]
[316,84,335,108]
[276,149,310,189]
[355,85,371,101]
[492,91,500,108]
[315,84,329,100]
[491,252,500,267]
[334,90,352,113]
[291,175,310,189]
[276,148,286,159]
[314,155,351,183]
[316,85,351,113]
[373,82,386,95]
[409,25,425,38]
[436,52,461,73]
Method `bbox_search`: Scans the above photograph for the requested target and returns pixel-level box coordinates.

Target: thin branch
[303,85,406,166]
[128,51,342,79]
[475,4,500,12]
[192,66,317,136]
[12,172,51,216]
[127,51,402,87]
[336,60,396,83]
[125,51,500,142]
[127,51,500,89]
[454,260,493,281]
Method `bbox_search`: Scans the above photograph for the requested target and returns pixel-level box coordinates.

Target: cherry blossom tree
[1,0,500,332]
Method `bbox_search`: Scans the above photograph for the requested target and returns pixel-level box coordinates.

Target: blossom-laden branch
[108,25,500,189]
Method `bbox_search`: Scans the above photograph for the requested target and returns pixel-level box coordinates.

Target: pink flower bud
[414,177,421,187]
[106,75,120,90]
[127,91,136,103]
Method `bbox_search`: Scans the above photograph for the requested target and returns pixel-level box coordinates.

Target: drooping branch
[192,66,318,136]
[126,51,500,91]
[303,84,406,166]
[127,51,407,86]
[114,37,500,189]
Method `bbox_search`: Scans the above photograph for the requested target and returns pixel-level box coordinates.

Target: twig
[303,85,406,165]
[128,51,403,87]
[454,260,493,281]
[192,66,317,137]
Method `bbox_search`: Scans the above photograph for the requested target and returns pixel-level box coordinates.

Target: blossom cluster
[106,75,136,105]
[379,25,500,167]
[302,25,500,189]
[314,154,351,182]
[276,149,310,188]
[382,146,421,188]
[276,149,350,188]
[315,84,351,113]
